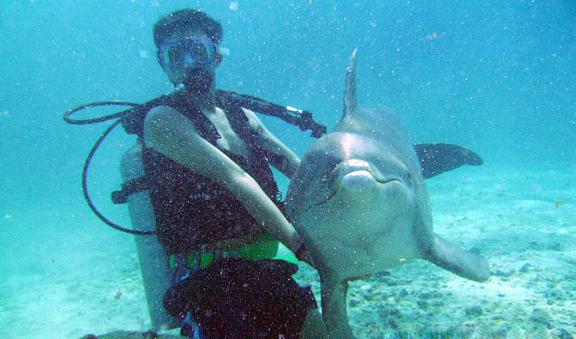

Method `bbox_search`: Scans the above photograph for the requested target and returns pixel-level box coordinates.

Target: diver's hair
[153,9,223,47]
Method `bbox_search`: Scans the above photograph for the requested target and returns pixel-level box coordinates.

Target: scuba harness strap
[115,88,327,139]
[217,90,326,138]
[219,95,282,203]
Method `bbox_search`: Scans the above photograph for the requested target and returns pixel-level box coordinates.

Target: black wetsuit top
[142,100,280,254]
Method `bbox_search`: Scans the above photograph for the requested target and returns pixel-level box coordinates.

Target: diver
[126,9,325,338]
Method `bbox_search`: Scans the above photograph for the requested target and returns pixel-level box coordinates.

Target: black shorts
[164,257,318,338]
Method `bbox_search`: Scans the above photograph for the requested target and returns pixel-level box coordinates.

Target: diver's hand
[295,241,316,268]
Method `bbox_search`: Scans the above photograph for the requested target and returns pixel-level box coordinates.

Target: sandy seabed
[1,164,575,338]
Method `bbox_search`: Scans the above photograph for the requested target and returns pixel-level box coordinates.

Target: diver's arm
[242,108,301,178]
[144,106,303,252]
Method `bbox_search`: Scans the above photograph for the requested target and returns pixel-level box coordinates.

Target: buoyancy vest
[142,98,282,254]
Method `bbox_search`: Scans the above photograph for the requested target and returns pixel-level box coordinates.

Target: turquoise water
[1,1,575,337]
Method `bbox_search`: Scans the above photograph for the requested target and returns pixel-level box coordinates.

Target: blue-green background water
[1,1,575,337]
[2,1,575,209]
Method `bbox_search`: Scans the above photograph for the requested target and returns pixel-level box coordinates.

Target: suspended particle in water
[229,2,239,11]
[424,32,440,41]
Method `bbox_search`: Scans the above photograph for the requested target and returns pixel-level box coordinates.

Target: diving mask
[159,38,219,68]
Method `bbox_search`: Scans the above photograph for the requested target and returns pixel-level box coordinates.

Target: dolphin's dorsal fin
[344,49,358,118]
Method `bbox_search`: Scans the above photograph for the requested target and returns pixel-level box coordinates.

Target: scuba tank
[64,88,326,331]
[120,144,179,329]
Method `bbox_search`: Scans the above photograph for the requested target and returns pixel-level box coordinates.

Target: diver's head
[153,9,223,92]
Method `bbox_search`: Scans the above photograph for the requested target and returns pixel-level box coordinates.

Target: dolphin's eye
[402,172,414,186]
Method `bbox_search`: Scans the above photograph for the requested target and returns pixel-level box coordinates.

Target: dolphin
[285,50,490,338]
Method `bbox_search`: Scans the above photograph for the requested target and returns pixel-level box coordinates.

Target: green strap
[170,235,299,270]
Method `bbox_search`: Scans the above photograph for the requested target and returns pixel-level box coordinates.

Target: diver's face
[158,29,221,87]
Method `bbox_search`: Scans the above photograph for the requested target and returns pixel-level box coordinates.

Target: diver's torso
[142,105,278,254]
[203,106,251,163]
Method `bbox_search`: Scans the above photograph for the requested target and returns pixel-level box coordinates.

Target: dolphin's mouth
[313,160,402,207]
[334,160,401,186]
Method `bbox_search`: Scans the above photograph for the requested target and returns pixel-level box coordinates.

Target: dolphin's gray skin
[286,50,490,338]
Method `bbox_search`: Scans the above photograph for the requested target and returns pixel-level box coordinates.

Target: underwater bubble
[219,47,231,56]
[229,2,239,11]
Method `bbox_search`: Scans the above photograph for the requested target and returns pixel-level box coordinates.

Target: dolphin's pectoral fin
[426,234,490,282]
[414,143,483,179]
[320,276,355,338]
